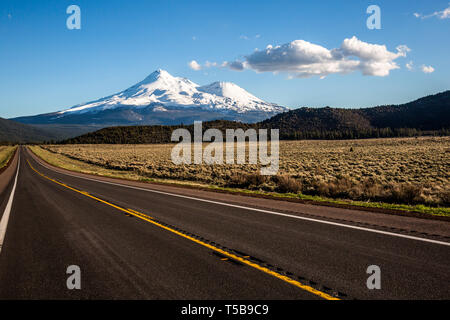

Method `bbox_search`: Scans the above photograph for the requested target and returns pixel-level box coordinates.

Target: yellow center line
[127,208,154,219]
[27,158,340,300]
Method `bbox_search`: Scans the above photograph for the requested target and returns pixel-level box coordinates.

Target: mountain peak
[142,69,173,83]
[57,70,286,116]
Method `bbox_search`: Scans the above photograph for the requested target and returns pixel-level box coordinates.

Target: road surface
[0,146,449,299]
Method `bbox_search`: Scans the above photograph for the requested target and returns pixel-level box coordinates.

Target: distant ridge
[0,118,58,143]
[61,90,450,144]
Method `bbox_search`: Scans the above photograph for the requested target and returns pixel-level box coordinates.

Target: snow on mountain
[59,69,286,115]
[197,81,264,105]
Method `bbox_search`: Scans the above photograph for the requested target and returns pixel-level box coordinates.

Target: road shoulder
[0,148,18,198]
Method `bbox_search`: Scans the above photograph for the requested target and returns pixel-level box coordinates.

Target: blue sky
[0,0,449,118]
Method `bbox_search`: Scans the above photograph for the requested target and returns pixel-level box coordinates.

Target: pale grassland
[31,137,450,215]
[0,146,17,169]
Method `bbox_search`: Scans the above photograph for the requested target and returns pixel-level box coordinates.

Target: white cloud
[240,35,249,40]
[395,45,411,57]
[421,65,435,73]
[188,60,201,71]
[442,7,450,18]
[187,60,220,70]
[222,36,409,78]
[222,60,245,71]
[413,4,450,19]
[406,61,414,70]
[205,61,217,68]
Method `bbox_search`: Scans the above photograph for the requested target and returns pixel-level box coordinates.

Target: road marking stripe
[127,208,153,219]
[0,153,20,254]
[29,150,450,247]
[27,159,339,300]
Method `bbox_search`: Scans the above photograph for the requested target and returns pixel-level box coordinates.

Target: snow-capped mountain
[59,69,285,115]
[12,69,287,129]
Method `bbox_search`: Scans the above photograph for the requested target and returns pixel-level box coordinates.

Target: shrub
[273,175,302,193]
[389,183,424,204]
[440,190,450,206]
[227,173,268,188]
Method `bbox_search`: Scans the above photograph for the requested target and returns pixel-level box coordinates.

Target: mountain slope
[0,118,58,143]
[13,69,286,127]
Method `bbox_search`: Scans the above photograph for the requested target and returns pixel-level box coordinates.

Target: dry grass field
[0,146,16,169]
[36,137,449,207]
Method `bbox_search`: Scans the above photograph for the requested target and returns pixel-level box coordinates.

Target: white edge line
[29,149,450,247]
[0,152,20,253]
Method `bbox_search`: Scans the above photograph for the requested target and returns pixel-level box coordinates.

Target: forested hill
[62,120,256,144]
[260,90,450,139]
[60,90,449,143]
[360,90,449,130]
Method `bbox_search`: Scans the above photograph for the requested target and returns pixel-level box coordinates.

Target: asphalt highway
[0,146,448,299]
